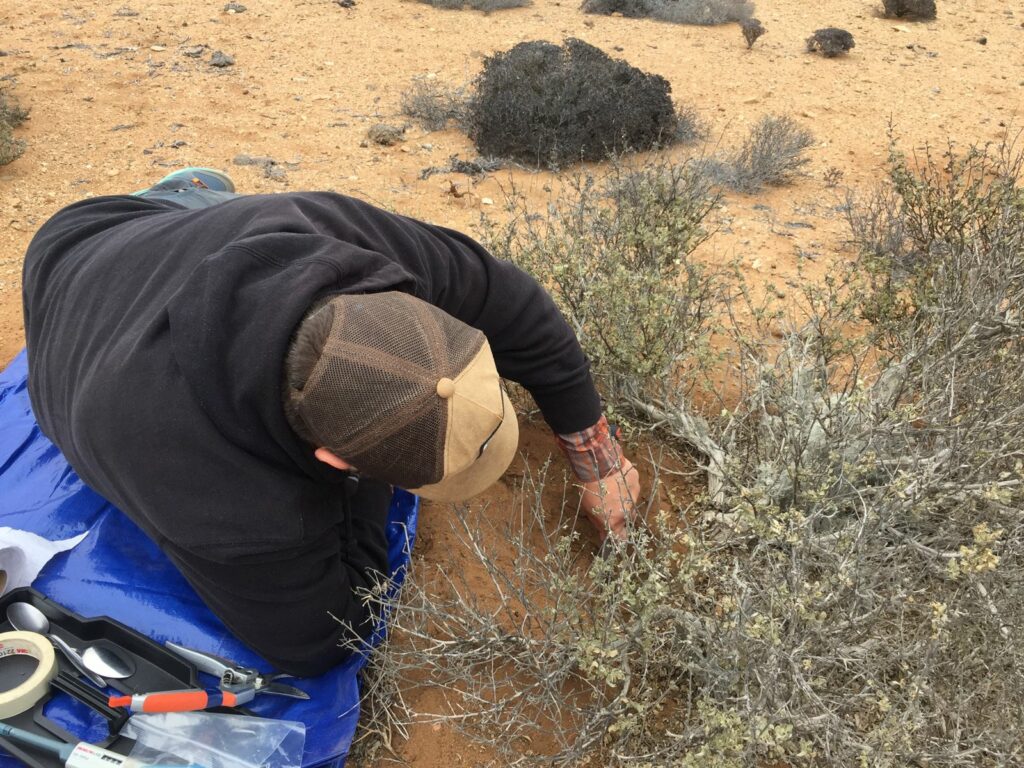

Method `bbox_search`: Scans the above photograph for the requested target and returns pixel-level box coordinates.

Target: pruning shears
[108,641,310,713]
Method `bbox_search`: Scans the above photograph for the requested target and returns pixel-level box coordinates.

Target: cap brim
[409,389,519,503]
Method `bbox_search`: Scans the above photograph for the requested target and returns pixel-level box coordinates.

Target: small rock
[481,197,494,206]
[347,175,359,181]
[223,2,247,12]
[150,45,166,52]
[114,7,140,17]
[106,169,120,177]
[209,51,235,68]
[367,123,405,146]
[182,45,206,58]
[335,0,356,7]
[977,37,987,45]
[169,140,187,148]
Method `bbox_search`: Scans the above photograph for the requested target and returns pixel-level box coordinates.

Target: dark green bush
[467,39,684,168]
[741,17,766,48]
[806,27,855,57]
[882,0,936,19]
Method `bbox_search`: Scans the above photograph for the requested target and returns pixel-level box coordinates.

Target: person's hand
[579,459,640,542]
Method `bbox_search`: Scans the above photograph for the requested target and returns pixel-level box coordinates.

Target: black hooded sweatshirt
[22,192,601,676]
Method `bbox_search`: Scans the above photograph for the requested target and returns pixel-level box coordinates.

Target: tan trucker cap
[284,292,518,501]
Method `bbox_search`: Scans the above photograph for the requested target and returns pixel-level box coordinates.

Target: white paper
[0,527,89,596]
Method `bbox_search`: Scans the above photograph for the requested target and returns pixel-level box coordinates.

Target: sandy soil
[2,0,1022,765]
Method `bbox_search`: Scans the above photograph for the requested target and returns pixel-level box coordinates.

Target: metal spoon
[82,644,135,679]
[6,602,107,688]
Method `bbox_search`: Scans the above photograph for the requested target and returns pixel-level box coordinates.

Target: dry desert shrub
[710,114,815,193]
[0,88,29,128]
[366,123,406,146]
[882,0,936,19]
[582,0,754,25]
[399,79,470,132]
[0,87,28,166]
[348,135,1024,767]
[0,122,25,167]
[806,27,856,57]
[467,39,689,168]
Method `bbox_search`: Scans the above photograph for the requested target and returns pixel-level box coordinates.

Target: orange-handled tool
[108,688,239,713]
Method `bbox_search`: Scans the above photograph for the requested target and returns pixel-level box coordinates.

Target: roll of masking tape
[0,631,58,719]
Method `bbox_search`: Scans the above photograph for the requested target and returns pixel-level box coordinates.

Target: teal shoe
[133,167,236,195]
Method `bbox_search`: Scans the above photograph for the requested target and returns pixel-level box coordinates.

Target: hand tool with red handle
[107,641,309,713]
[107,688,240,712]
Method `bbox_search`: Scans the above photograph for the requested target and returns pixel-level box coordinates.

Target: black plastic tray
[0,587,199,768]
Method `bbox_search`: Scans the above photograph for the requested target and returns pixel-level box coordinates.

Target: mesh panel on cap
[295,292,485,489]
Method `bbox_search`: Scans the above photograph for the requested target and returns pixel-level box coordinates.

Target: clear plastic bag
[122,712,306,768]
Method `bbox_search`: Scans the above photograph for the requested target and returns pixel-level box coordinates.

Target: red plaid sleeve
[555,414,625,483]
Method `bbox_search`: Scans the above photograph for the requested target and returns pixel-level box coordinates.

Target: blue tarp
[0,349,418,767]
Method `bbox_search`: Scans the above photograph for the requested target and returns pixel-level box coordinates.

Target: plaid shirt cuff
[555,415,625,483]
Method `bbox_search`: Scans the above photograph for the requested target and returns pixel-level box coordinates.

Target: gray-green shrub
[582,0,754,25]
[348,136,1024,767]
[481,159,723,404]
[417,0,530,10]
[0,88,27,166]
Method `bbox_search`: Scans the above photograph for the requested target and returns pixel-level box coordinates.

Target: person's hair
[283,299,335,446]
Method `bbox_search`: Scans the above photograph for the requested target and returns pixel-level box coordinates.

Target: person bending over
[22,168,640,676]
